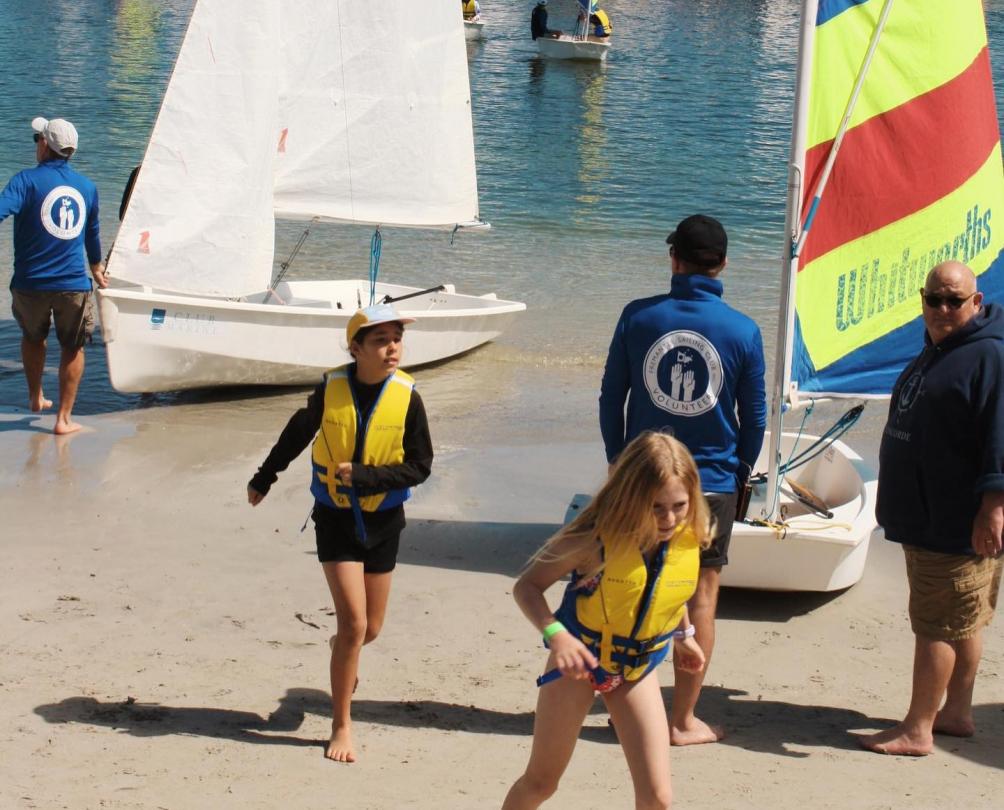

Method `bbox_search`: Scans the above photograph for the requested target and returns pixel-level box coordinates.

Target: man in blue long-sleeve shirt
[599,213,766,745]
[0,117,107,434]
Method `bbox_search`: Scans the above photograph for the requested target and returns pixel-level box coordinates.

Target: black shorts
[701,491,738,568]
[313,504,403,574]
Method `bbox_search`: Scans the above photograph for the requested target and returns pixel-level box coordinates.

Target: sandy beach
[1,384,1001,810]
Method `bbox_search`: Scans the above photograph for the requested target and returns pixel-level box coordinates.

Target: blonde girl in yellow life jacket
[502,432,710,810]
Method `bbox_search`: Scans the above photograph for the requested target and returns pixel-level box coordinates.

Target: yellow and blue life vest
[462,0,478,20]
[310,367,414,513]
[591,9,612,36]
[539,525,700,687]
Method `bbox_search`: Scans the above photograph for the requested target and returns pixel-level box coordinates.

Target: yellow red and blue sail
[791,0,1004,396]
[577,0,598,14]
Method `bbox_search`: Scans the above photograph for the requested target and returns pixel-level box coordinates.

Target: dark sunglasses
[919,289,977,309]
[33,133,42,143]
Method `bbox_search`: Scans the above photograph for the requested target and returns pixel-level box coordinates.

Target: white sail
[273,0,481,228]
[108,1,280,297]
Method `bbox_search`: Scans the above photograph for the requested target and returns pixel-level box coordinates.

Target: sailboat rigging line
[382,285,447,305]
[792,0,896,260]
[268,219,316,300]
[368,227,383,306]
[754,404,864,499]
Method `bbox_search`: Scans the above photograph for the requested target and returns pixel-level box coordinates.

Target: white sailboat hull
[464,20,485,40]
[537,36,610,61]
[97,279,526,393]
[721,431,877,591]
[566,432,876,593]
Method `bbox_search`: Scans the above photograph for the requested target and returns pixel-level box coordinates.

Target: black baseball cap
[666,214,727,268]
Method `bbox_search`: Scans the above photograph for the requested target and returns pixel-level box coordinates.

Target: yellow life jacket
[550,524,700,684]
[462,0,478,20]
[591,9,612,35]
[310,367,414,512]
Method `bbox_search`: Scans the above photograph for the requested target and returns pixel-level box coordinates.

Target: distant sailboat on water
[98,0,524,394]
[722,0,1004,590]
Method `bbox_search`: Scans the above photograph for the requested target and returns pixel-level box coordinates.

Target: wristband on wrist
[672,625,696,640]
[542,621,567,641]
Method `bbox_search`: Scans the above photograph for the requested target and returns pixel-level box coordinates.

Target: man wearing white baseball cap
[0,117,107,434]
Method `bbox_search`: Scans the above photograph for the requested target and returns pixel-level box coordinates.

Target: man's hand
[971,490,1004,558]
[247,485,265,506]
[91,262,109,289]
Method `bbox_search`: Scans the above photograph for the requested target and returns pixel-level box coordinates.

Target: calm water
[2,1,1004,448]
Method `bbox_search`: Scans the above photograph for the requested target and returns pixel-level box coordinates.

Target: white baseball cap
[32,117,78,157]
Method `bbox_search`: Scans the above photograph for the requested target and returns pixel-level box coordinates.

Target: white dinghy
[536,1,609,61]
[98,0,524,394]
[464,20,486,40]
[724,0,1004,590]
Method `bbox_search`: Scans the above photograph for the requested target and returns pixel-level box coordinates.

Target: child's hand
[550,632,598,680]
[336,462,353,486]
[247,485,265,506]
[673,636,705,673]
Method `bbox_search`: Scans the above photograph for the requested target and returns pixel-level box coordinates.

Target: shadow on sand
[41,684,991,765]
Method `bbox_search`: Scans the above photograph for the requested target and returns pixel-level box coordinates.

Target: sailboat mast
[763,0,818,519]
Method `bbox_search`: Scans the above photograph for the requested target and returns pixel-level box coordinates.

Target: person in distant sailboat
[599,214,767,746]
[859,261,1004,757]
[588,8,612,40]
[531,0,562,40]
[0,117,107,435]
[462,0,481,21]
[247,304,433,763]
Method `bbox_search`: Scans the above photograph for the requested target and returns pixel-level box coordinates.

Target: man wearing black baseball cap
[599,213,767,746]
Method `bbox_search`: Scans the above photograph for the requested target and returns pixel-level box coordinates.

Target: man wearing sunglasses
[862,260,1004,757]
[0,117,106,434]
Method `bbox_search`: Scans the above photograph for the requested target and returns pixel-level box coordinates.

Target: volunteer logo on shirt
[643,330,723,416]
[40,186,86,240]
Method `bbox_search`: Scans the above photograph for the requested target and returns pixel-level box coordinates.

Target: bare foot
[30,395,53,412]
[670,718,725,746]
[326,723,356,763]
[934,711,975,738]
[857,725,933,756]
[53,418,83,435]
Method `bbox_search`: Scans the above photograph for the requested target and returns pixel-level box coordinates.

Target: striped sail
[789,0,1004,396]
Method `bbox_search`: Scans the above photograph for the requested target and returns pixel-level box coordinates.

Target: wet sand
[1,398,1002,809]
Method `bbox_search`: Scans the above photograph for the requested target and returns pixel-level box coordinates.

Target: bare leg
[858,635,953,755]
[20,338,52,412]
[320,563,393,762]
[935,633,982,737]
[606,673,673,810]
[502,659,595,810]
[670,567,724,745]
[53,346,84,434]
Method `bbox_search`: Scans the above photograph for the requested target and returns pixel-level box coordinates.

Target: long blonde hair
[534,432,712,576]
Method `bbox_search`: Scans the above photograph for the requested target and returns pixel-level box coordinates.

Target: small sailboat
[97,0,524,394]
[536,0,610,62]
[464,20,487,40]
[724,0,1004,590]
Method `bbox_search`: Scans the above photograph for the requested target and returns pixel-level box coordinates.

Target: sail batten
[789,0,1004,397]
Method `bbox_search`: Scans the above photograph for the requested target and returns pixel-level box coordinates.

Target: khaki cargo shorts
[12,289,95,349]
[903,545,1003,641]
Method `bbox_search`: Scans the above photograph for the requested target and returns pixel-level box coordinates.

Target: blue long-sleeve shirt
[599,273,767,493]
[0,158,101,291]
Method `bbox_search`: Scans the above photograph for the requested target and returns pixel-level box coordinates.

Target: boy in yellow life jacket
[502,432,710,810]
[247,303,433,764]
